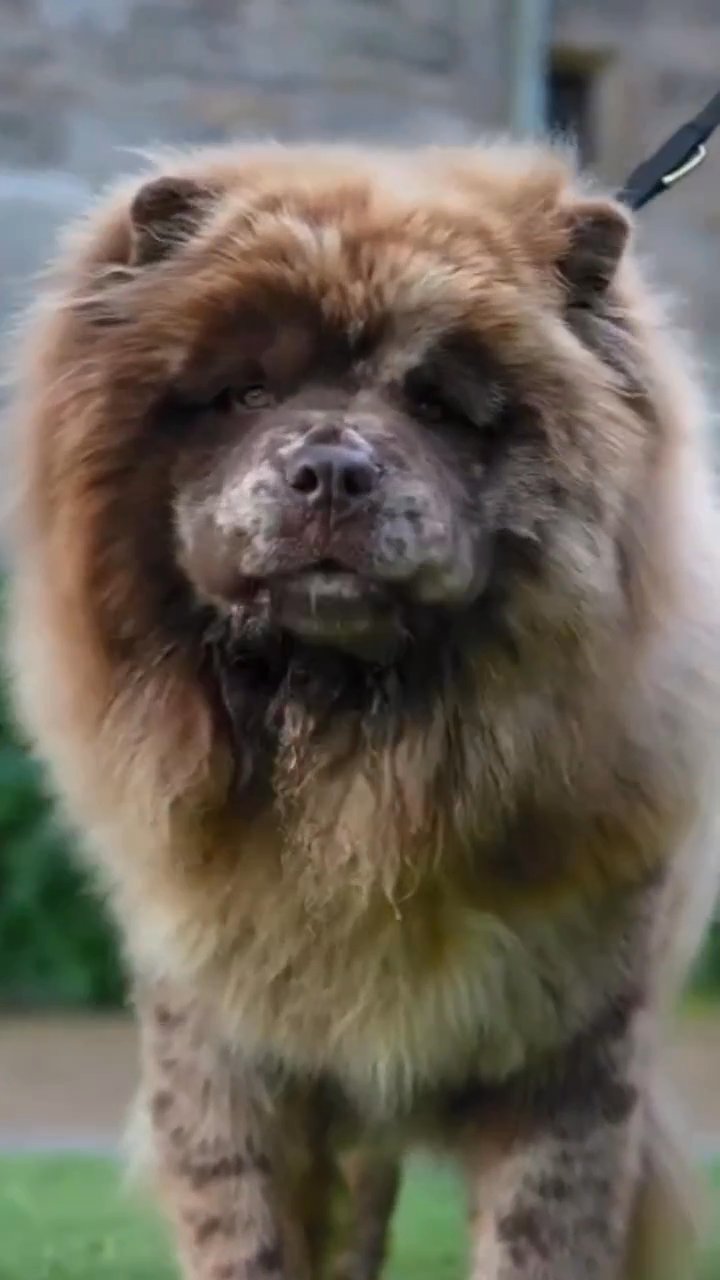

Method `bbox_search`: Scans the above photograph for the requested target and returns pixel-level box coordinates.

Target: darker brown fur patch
[533,1173,571,1203]
[192,1215,231,1247]
[180,1154,249,1189]
[247,1244,284,1275]
[498,1205,551,1260]
[151,1089,175,1122]
[155,1004,187,1031]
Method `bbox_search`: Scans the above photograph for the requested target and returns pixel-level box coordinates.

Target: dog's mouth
[259,560,402,660]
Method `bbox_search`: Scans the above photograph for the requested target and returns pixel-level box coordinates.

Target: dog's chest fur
[127,835,632,1119]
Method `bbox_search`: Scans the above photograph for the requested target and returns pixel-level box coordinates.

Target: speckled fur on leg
[137,990,314,1280]
[463,1012,646,1280]
[467,1118,643,1280]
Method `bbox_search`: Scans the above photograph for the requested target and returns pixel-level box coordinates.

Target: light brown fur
[6,140,720,1279]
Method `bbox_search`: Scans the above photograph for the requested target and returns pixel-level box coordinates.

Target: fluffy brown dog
[7,142,720,1280]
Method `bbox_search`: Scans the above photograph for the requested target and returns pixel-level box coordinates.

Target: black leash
[616,88,720,211]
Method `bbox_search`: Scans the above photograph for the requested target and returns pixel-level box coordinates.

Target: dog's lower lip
[262,568,396,639]
[271,569,385,611]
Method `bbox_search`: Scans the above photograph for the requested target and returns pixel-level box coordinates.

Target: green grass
[0,1155,716,1280]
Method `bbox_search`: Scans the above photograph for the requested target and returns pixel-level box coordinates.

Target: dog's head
[19,145,665,797]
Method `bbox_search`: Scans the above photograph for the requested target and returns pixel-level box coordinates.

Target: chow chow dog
[7,141,720,1279]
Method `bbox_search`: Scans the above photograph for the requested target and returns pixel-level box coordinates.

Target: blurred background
[0,0,718,1155]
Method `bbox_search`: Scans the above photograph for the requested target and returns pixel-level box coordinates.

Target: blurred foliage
[0,668,125,1009]
[0,628,717,1008]
[689,923,720,1001]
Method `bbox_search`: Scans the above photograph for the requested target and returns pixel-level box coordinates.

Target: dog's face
[26,148,647,746]
[171,302,508,662]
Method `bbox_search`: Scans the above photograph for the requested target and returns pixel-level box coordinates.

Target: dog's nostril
[290,463,321,495]
[342,460,374,497]
[285,444,377,506]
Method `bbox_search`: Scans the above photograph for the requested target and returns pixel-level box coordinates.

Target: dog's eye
[404,374,451,423]
[404,371,463,425]
[211,384,275,413]
[236,384,274,410]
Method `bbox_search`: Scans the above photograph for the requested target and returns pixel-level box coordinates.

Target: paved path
[0,1015,137,1151]
[1,1014,719,1153]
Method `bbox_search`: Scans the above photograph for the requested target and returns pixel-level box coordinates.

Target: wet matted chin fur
[5,138,720,999]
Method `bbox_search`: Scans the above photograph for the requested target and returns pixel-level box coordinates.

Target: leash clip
[661,142,707,189]
[616,88,720,211]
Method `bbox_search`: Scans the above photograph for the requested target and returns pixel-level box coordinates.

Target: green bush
[0,674,124,1009]
[689,922,720,1000]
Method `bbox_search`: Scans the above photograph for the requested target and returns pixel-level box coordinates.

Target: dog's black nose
[285,442,377,508]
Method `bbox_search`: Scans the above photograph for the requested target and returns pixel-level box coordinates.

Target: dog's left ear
[129,175,217,266]
[559,198,632,301]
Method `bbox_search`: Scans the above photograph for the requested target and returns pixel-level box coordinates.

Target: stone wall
[0,0,718,390]
[0,0,507,324]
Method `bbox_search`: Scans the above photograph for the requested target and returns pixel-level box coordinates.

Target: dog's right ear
[558,198,632,302]
[129,176,217,266]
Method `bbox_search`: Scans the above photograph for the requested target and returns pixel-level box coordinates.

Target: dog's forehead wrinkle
[182,230,499,358]
[166,261,513,411]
